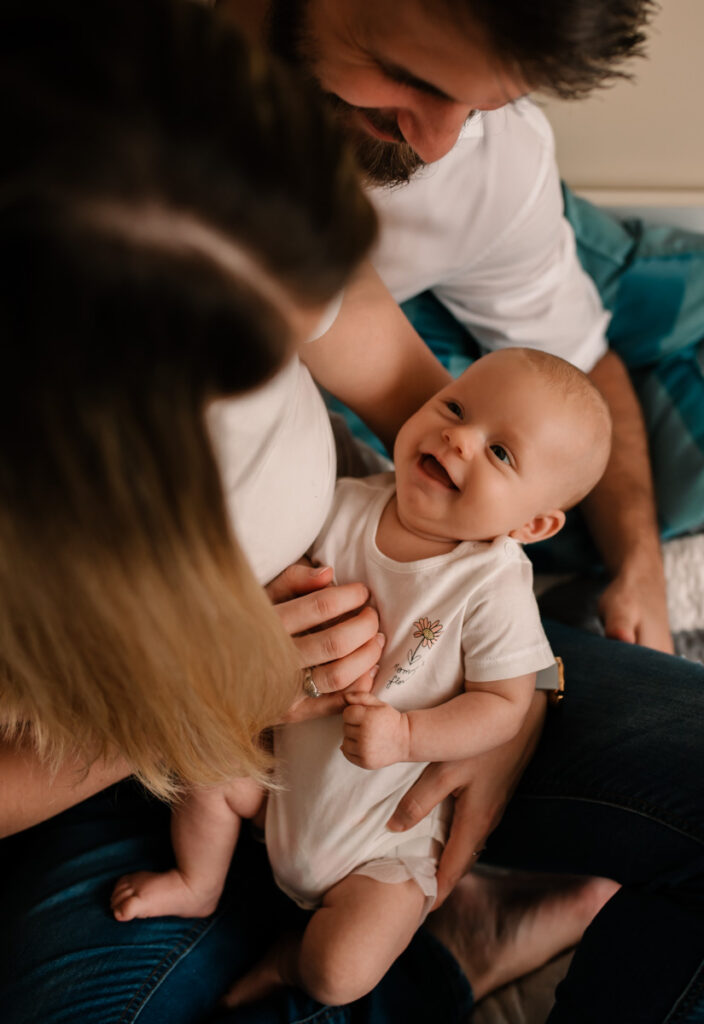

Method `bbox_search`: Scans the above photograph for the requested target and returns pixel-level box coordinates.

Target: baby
[111,347,611,1007]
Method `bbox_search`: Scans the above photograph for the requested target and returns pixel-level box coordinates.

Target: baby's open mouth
[419,454,457,489]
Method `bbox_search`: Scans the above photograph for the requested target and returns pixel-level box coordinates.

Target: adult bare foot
[111,869,221,921]
[222,935,296,1008]
[426,866,619,1000]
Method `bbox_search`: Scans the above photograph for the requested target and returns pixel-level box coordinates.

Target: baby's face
[393,351,578,544]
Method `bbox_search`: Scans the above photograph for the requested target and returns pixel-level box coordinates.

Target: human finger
[598,580,673,653]
[304,633,384,696]
[342,691,384,707]
[280,689,348,724]
[342,720,361,739]
[602,611,637,645]
[348,669,377,695]
[265,562,333,604]
[629,600,674,653]
[110,880,134,906]
[294,605,379,668]
[386,762,459,833]
[280,659,378,724]
[342,705,367,727]
[275,583,373,638]
[341,748,365,768]
[636,620,674,654]
[433,788,490,908]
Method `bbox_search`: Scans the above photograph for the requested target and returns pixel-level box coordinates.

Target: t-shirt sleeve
[372,101,609,373]
[304,290,345,342]
[435,134,609,373]
[461,552,554,683]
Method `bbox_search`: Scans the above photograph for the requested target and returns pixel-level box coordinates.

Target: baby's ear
[509,510,566,545]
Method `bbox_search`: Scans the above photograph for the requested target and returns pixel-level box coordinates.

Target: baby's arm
[342,674,535,770]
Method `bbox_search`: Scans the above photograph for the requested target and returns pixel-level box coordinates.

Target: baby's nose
[443,424,480,457]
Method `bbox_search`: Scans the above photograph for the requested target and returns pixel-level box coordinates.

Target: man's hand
[265,562,385,723]
[585,351,673,654]
[342,692,410,769]
[598,560,673,654]
[386,691,547,907]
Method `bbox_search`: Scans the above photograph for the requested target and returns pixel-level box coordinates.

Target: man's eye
[490,444,510,464]
[445,400,463,417]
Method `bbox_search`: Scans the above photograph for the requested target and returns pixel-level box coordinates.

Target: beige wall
[538,0,704,198]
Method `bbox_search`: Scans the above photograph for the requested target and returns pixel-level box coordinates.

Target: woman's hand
[386,691,548,908]
[266,562,384,723]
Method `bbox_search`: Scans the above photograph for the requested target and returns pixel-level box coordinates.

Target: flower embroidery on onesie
[385,616,444,687]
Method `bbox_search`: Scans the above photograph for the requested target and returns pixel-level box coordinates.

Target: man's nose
[396,98,471,163]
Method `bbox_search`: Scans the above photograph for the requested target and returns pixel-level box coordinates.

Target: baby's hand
[342,693,410,770]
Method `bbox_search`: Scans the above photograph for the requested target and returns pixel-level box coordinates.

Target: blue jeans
[0,780,469,1024]
[2,623,703,1023]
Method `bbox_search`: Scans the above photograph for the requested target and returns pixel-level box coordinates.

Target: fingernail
[312,565,331,576]
[386,820,404,832]
[370,666,380,679]
[376,633,386,648]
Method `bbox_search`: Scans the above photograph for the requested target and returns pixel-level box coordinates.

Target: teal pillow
[562,184,704,368]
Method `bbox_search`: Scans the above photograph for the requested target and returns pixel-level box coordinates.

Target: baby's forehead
[451,355,564,407]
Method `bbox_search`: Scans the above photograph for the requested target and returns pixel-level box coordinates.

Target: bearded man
[212,3,704,1022]
[226,0,680,653]
[4,4,703,1024]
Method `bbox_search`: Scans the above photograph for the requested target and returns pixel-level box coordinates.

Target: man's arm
[301,261,450,452]
[585,350,672,652]
[370,103,672,650]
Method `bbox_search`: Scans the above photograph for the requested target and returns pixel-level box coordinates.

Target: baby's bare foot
[426,866,619,1001]
[111,869,221,921]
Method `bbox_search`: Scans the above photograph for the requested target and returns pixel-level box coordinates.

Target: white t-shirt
[207,356,335,585]
[370,100,610,373]
[266,474,554,908]
[205,292,345,585]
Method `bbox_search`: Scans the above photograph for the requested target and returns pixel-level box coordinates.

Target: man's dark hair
[432,0,656,98]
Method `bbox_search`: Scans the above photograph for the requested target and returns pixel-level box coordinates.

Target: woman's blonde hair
[0,368,300,798]
[0,0,377,798]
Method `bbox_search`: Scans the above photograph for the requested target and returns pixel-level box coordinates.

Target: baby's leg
[300,874,427,1005]
[111,777,263,921]
[225,873,426,1008]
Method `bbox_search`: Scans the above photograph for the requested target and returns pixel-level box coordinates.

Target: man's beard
[323,93,425,188]
[267,0,425,188]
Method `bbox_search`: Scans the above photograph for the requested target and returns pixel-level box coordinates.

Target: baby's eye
[444,400,463,418]
[490,444,511,464]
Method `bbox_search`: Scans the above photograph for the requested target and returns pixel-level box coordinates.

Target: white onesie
[266,474,554,912]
